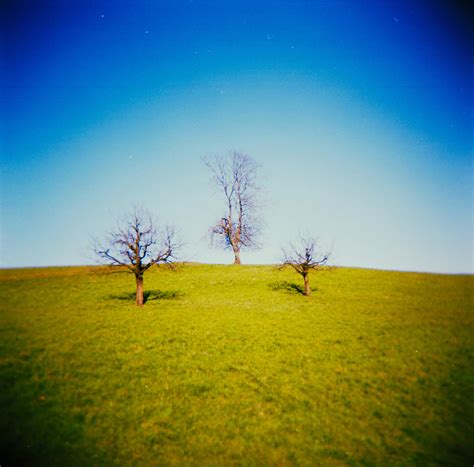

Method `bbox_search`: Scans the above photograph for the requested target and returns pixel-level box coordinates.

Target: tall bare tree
[204,151,261,264]
[282,236,329,296]
[94,208,178,307]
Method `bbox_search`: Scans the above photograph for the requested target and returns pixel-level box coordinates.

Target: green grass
[1,264,472,465]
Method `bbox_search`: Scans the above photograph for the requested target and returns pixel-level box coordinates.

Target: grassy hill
[1,264,472,465]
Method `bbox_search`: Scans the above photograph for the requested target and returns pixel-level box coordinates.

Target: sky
[1,0,473,272]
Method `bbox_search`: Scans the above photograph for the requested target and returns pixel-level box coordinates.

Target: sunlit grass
[1,264,472,465]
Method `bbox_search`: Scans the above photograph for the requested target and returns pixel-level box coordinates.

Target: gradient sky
[1,0,473,272]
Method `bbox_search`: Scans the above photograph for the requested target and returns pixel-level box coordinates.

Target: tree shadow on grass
[107,289,183,303]
[269,281,305,295]
[268,281,319,296]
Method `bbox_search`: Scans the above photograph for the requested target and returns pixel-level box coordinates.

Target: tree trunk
[303,274,311,296]
[136,275,144,307]
[233,248,241,265]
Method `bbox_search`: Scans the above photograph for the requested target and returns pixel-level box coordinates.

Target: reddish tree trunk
[233,248,241,264]
[136,275,144,307]
[303,274,311,296]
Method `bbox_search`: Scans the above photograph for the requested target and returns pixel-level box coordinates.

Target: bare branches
[282,237,329,274]
[204,151,262,264]
[95,208,177,273]
[143,226,179,271]
[281,236,330,296]
[94,208,179,306]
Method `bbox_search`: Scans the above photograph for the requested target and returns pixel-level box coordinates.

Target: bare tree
[204,151,262,264]
[94,208,178,307]
[282,236,329,296]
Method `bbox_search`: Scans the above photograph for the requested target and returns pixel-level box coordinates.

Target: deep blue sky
[1,0,473,272]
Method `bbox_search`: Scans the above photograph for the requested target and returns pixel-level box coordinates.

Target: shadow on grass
[1,338,104,465]
[107,289,183,303]
[269,281,305,295]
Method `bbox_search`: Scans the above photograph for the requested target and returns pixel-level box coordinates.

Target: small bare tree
[204,151,261,264]
[94,208,178,307]
[282,236,329,296]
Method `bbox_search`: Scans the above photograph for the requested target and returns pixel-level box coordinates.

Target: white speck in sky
[144,30,149,34]
[290,45,295,49]
[194,51,198,55]
[100,14,104,18]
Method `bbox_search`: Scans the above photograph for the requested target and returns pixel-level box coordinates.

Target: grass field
[1,264,472,465]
